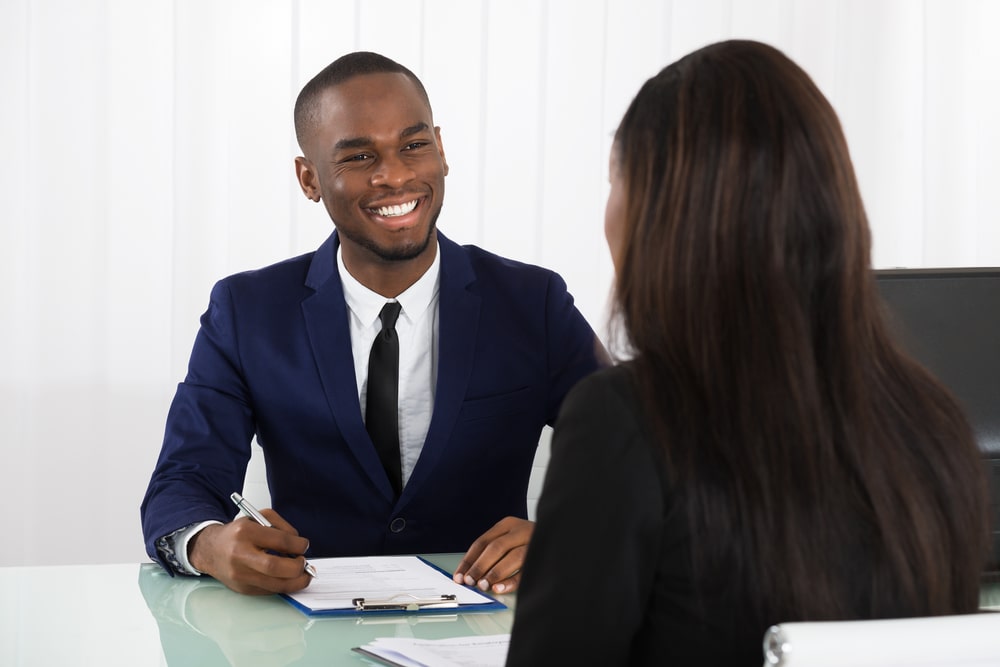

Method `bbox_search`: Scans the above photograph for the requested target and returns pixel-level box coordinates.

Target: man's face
[295,72,448,268]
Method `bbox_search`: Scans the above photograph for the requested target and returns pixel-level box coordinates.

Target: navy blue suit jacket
[141,231,602,569]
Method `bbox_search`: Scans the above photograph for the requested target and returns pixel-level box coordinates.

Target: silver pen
[230,492,318,577]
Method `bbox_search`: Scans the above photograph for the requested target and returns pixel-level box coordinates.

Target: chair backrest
[762,612,1000,666]
[875,267,1000,573]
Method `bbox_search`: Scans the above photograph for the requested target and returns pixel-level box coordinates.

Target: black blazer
[507,364,764,665]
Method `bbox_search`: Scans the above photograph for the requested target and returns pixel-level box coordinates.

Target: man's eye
[344,153,372,162]
[403,142,428,151]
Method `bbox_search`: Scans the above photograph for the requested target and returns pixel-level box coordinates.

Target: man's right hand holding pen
[188,499,315,596]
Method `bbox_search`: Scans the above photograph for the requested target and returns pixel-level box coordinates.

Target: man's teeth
[375,200,418,217]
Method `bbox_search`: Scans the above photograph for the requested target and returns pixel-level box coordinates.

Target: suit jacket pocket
[457,386,536,423]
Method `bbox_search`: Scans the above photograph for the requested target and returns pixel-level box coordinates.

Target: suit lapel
[301,232,396,500]
[400,233,481,505]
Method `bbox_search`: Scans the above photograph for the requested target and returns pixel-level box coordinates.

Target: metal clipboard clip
[351,593,459,611]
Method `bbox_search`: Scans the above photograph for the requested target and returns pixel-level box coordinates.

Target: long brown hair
[612,40,989,626]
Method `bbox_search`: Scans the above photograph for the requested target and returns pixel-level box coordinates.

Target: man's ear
[434,127,449,177]
[294,156,322,201]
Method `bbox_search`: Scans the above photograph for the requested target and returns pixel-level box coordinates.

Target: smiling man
[140,52,605,597]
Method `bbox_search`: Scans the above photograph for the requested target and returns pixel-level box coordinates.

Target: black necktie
[366,301,403,496]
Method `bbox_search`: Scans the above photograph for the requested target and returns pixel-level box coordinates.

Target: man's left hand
[452,516,534,594]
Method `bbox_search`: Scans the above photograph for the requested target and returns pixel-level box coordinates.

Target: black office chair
[875,267,1000,576]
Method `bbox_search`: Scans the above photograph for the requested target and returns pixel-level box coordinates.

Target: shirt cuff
[157,520,223,576]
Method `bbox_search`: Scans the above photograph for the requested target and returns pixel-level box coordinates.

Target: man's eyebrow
[400,122,429,138]
[334,136,373,151]
[332,123,430,152]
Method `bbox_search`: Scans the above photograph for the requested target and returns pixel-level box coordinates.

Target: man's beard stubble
[340,206,440,262]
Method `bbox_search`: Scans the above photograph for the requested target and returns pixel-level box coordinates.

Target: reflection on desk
[1,557,996,666]
[981,575,1000,611]
[0,554,515,667]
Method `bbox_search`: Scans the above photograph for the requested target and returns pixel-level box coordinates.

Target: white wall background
[2,0,998,567]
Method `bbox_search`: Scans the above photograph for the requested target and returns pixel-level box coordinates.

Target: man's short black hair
[293,51,433,150]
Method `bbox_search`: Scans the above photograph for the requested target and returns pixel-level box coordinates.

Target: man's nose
[370,153,415,188]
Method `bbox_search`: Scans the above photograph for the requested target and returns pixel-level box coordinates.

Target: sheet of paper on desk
[353,634,510,667]
[283,556,499,613]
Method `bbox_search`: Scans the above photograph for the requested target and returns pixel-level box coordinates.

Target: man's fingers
[260,508,299,535]
[485,570,522,595]
[452,528,498,582]
[454,517,533,592]
[236,514,310,557]
[217,543,314,595]
[226,565,314,595]
[470,544,526,592]
[192,517,313,595]
[240,541,312,578]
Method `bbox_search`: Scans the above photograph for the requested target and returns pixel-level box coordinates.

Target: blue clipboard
[280,556,508,617]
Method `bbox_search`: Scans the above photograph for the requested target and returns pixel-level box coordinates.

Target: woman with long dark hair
[506,40,990,665]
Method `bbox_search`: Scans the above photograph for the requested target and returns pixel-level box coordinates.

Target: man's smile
[371,198,419,218]
[366,197,425,230]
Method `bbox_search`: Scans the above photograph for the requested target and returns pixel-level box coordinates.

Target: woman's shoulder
[568,361,640,403]
[557,362,647,445]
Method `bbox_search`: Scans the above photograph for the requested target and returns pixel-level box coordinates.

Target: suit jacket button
[389,517,406,533]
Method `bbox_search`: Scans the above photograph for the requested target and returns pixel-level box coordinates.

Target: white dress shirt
[337,241,440,488]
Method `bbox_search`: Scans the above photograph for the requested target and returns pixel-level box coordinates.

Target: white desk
[3,555,997,666]
[0,553,514,666]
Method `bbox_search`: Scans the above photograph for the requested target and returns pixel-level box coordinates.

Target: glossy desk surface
[3,557,998,667]
[0,553,515,667]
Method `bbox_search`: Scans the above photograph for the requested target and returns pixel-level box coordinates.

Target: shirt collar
[337,239,441,328]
